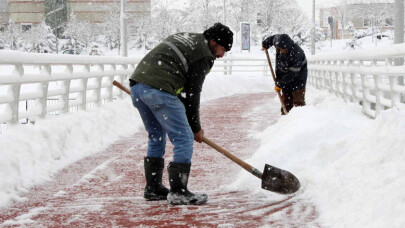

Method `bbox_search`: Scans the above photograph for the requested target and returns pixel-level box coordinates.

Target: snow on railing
[0,51,271,131]
[0,51,140,128]
[307,43,405,118]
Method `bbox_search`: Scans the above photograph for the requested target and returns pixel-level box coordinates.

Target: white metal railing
[307,43,405,118]
[212,57,270,76]
[0,51,140,127]
[0,52,271,131]
[3,43,402,129]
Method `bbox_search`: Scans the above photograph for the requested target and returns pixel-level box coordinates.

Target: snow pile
[232,87,405,227]
[0,99,141,207]
[0,74,271,208]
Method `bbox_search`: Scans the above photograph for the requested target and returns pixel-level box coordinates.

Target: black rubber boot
[167,162,208,205]
[144,157,169,200]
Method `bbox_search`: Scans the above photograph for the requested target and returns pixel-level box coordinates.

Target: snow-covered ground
[232,87,405,227]
[1,37,404,227]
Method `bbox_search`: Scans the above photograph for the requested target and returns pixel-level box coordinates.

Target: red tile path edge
[0,92,319,227]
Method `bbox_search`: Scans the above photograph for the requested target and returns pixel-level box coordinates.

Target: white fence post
[81,78,88,110]
[95,64,104,106]
[342,70,349,102]
[390,76,401,107]
[80,65,90,110]
[39,64,51,118]
[224,60,227,75]
[61,79,71,113]
[63,64,73,113]
[360,73,370,116]
[108,76,114,102]
[10,64,23,124]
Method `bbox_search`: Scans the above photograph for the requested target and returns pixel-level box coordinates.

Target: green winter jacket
[130,33,214,133]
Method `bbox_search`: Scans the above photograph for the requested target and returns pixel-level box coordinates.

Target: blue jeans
[131,83,194,163]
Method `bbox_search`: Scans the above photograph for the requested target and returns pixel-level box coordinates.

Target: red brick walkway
[0,92,319,227]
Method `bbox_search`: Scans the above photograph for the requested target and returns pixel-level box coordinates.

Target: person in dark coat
[262,34,307,114]
[129,23,233,205]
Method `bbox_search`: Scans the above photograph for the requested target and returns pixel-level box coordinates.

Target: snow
[0,100,141,206]
[231,87,405,227]
[1,37,405,227]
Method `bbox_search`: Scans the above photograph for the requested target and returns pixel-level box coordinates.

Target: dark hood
[273,34,294,53]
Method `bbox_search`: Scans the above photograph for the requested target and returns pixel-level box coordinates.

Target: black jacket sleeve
[180,57,213,133]
[262,35,275,49]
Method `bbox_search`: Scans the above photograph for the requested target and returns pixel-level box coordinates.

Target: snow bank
[231,87,405,227]
[0,99,141,207]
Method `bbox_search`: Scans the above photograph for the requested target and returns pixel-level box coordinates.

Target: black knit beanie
[203,23,234,51]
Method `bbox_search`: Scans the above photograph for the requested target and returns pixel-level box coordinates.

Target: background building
[6,0,151,31]
[8,0,45,30]
[69,0,151,23]
[0,0,9,30]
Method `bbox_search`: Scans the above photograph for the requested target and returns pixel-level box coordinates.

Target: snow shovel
[264,49,288,114]
[112,80,300,194]
[202,137,300,194]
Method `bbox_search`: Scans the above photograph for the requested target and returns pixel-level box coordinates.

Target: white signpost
[241,22,250,52]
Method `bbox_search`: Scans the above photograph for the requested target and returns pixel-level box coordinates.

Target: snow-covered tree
[226,0,257,43]
[63,15,96,54]
[292,24,323,50]
[189,0,214,30]
[0,30,4,49]
[272,6,308,36]
[99,0,122,53]
[127,4,154,51]
[21,22,54,53]
[148,2,176,41]
[255,0,297,35]
[3,20,23,50]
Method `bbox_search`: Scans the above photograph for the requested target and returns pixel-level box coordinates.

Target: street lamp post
[52,0,59,54]
[223,0,226,25]
[120,0,128,57]
[311,0,316,55]
[394,0,404,92]
[341,0,346,40]
[394,0,404,49]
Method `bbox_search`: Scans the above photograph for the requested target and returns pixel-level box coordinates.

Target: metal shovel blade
[261,164,301,194]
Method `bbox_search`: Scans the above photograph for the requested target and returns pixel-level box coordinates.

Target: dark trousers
[281,88,306,115]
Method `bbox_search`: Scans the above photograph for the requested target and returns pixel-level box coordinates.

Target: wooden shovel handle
[264,49,288,114]
[113,80,131,95]
[202,136,262,179]
[112,80,264,179]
